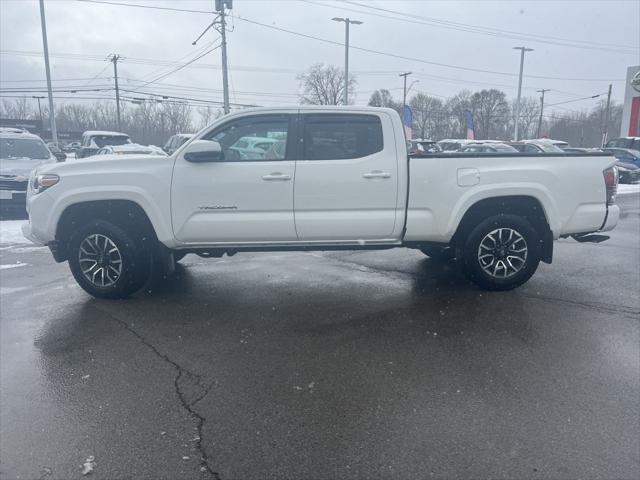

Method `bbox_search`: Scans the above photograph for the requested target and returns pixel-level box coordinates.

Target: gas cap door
[457,168,480,186]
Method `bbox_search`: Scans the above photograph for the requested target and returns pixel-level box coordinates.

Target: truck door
[171,113,298,244]
[293,112,399,241]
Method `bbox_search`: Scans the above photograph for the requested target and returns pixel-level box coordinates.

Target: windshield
[92,135,130,147]
[0,138,51,160]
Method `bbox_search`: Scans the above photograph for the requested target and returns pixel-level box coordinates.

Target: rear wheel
[68,220,152,299]
[460,214,540,291]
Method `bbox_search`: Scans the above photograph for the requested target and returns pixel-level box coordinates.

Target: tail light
[603,166,618,206]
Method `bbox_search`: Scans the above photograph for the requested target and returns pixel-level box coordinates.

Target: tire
[459,214,540,291]
[68,220,152,299]
[420,246,455,262]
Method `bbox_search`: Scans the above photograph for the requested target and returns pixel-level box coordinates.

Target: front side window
[204,115,289,161]
[302,114,383,160]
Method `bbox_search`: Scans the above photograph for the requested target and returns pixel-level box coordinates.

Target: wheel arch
[53,200,159,262]
[450,195,554,263]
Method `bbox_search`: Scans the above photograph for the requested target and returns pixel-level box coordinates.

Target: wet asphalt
[1,194,639,480]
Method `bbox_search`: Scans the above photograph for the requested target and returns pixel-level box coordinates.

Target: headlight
[32,174,60,194]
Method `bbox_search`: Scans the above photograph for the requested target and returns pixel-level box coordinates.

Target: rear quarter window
[302,114,383,160]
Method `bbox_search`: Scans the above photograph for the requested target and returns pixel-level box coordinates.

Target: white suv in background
[0,127,57,212]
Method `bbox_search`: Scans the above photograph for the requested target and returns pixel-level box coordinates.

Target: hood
[0,156,55,178]
[37,152,172,177]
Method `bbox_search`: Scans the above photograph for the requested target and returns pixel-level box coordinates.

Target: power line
[75,0,212,14]
[127,44,221,93]
[230,14,627,82]
[62,0,634,82]
[338,0,638,53]
[545,93,607,107]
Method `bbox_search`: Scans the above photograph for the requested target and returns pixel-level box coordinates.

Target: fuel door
[457,168,480,187]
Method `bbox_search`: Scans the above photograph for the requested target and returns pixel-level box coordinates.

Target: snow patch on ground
[618,184,640,195]
[0,262,28,270]
[0,221,30,246]
[0,220,33,245]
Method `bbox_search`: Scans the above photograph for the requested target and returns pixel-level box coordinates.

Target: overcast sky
[1,0,638,114]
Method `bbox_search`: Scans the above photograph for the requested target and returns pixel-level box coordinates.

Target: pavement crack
[91,304,220,479]
[519,292,640,318]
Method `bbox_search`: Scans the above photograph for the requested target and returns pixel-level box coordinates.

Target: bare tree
[445,90,472,138]
[297,63,356,105]
[510,97,540,139]
[470,89,510,140]
[197,105,223,129]
[1,97,35,119]
[409,93,446,140]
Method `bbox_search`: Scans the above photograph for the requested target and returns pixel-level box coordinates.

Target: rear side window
[302,114,383,160]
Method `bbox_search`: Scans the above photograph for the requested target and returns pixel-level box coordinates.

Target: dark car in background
[62,141,81,153]
[602,148,640,184]
[163,133,194,155]
[602,147,640,167]
[615,161,640,184]
[605,137,640,151]
[77,130,131,159]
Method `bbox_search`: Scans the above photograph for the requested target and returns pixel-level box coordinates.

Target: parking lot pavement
[1,194,638,480]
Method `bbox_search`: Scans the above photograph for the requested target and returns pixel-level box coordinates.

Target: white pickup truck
[22,106,619,298]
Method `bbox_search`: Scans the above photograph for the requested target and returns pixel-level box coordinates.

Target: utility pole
[32,96,44,126]
[332,17,363,105]
[601,83,612,147]
[513,46,534,141]
[399,72,412,107]
[109,54,122,131]
[38,0,57,145]
[215,0,231,114]
[536,88,549,138]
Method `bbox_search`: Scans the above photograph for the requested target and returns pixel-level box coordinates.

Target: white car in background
[163,133,194,155]
[459,142,519,153]
[94,143,167,157]
[77,130,131,159]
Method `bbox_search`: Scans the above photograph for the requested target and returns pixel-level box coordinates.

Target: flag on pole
[464,110,475,140]
[402,105,413,140]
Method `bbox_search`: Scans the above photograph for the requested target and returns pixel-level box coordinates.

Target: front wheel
[459,214,540,291]
[68,220,152,299]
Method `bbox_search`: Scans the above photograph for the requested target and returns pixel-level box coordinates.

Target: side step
[571,233,610,243]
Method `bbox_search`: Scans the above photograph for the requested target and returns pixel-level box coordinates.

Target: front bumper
[21,221,45,246]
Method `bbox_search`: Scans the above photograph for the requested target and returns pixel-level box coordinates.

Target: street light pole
[38,0,57,145]
[513,46,534,141]
[536,88,549,138]
[332,17,363,105]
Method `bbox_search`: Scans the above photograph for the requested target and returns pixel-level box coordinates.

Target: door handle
[262,173,291,181]
[362,171,391,179]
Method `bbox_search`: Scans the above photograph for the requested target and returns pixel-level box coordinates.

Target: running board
[571,233,610,243]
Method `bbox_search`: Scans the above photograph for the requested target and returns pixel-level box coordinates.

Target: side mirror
[183,140,223,163]
[54,151,66,162]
